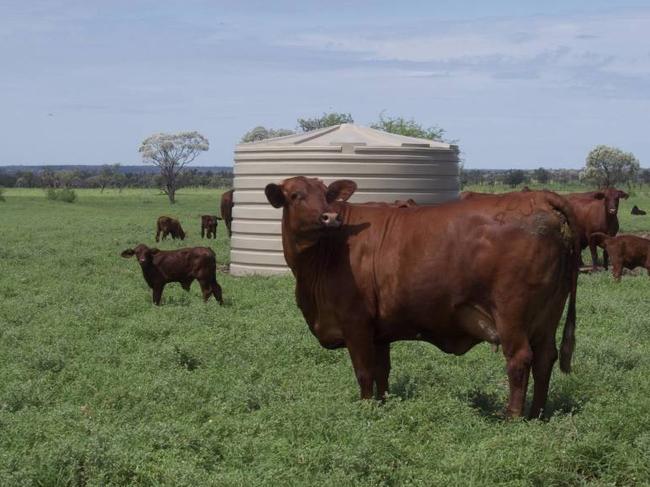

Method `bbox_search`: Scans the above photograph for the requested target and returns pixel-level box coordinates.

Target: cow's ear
[594,192,606,200]
[618,190,629,200]
[265,183,285,208]
[121,249,135,258]
[326,180,357,203]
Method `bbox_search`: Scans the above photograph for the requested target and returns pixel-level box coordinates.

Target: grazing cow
[201,214,221,239]
[220,189,234,238]
[265,176,579,418]
[565,188,629,270]
[156,216,186,242]
[590,233,650,281]
[631,205,647,216]
[121,244,223,305]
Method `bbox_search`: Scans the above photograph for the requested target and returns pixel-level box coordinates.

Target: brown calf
[156,216,186,242]
[220,189,234,238]
[565,188,628,270]
[121,244,223,305]
[590,233,650,281]
[201,215,221,239]
[631,205,647,216]
[265,176,579,418]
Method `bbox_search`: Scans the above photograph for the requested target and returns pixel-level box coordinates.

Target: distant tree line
[0,165,233,190]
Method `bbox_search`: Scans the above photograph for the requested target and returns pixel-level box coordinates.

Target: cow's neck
[605,211,619,235]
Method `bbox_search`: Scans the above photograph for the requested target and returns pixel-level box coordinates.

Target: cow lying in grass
[121,244,223,305]
[201,215,221,239]
[265,176,579,418]
[590,233,650,281]
[156,216,186,242]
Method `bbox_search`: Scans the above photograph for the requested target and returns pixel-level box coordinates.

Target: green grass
[1,188,650,486]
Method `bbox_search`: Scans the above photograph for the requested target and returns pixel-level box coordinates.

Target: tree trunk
[167,184,176,204]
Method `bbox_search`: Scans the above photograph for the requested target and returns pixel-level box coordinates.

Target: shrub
[45,188,77,203]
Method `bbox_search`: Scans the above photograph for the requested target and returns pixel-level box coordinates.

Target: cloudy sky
[2,0,649,168]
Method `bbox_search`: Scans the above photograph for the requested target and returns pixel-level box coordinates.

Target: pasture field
[1,187,650,486]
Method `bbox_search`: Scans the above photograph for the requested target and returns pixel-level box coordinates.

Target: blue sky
[2,0,649,168]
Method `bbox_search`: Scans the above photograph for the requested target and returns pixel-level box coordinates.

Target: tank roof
[238,123,453,149]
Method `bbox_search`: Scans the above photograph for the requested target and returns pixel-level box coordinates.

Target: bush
[45,188,77,203]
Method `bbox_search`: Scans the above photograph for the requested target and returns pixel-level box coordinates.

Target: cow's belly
[376,303,500,355]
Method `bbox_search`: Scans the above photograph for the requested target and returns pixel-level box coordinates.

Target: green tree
[139,131,209,203]
[241,126,295,143]
[581,145,640,188]
[533,167,550,185]
[371,112,445,141]
[503,169,527,188]
[297,112,353,132]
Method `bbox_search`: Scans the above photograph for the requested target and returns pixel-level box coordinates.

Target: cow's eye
[291,192,304,201]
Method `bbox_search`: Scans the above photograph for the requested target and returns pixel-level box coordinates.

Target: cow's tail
[589,232,610,250]
[542,191,580,374]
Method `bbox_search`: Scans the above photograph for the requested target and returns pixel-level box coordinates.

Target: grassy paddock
[1,188,650,486]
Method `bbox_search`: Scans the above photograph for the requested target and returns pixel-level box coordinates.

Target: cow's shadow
[465,388,587,421]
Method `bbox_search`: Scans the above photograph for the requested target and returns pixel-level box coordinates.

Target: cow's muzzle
[608,208,617,215]
[320,212,341,228]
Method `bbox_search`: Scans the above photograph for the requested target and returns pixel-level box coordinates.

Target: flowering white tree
[139,131,209,203]
[581,145,640,188]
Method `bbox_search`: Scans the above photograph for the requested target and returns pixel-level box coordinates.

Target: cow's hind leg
[529,336,558,419]
[589,240,600,270]
[211,278,224,305]
[374,342,391,400]
[497,314,533,418]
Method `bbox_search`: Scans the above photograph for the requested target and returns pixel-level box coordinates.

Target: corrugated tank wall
[230,127,460,276]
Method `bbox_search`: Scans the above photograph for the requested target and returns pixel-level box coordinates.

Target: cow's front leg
[374,342,391,400]
[346,330,376,399]
[152,284,165,305]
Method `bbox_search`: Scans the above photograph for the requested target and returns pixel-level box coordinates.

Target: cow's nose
[608,208,617,214]
[320,212,341,228]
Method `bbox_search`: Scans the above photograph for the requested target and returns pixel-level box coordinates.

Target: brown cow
[121,244,223,305]
[265,176,579,418]
[201,215,221,239]
[220,189,234,238]
[565,188,629,270]
[358,199,418,208]
[156,216,186,242]
[590,233,650,281]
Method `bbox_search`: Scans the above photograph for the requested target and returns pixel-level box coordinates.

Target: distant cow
[565,188,629,270]
[156,216,186,242]
[220,189,234,238]
[631,205,647,216]
[201,215,221,239]
[121,244,223,305]
[590,233,650,281]
[265,176,579,418]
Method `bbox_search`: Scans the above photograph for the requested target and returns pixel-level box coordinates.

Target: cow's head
[178,226,186,240]
[121,244,159,265]
[265,177,357,239]
[594,188,629,216]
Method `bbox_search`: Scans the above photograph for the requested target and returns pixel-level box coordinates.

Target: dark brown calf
[201,215,220,239]
[265,176,579,418]
[220,189,234,238]
[631,205,647,216]
[590,233,650,281]
[121,244,224,305]
[156,216,186,242]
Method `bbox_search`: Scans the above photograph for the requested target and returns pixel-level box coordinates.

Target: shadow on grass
[464,388,587,422]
